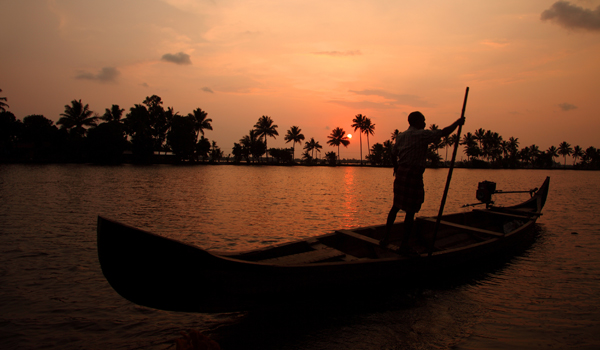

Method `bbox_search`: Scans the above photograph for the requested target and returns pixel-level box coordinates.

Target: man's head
[408,111,426,129]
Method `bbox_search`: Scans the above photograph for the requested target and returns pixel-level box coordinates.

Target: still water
[0,164,599,349]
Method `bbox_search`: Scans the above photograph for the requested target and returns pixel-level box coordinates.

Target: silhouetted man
[380,111,464,255]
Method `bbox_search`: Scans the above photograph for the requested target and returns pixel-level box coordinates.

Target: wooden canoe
[97,177,549,313]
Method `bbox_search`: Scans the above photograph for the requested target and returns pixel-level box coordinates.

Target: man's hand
[457,117,465,126]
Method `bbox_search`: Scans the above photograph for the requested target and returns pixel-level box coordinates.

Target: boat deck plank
[473,208,531,220]
[422,217,504,237]
[336,229,401,252]
[258,247,346,265]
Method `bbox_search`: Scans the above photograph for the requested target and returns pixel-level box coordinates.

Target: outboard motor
[462,180,537,208]
[476,181,496,204]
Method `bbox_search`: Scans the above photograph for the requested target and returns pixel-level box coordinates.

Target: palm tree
[313,140,323,160]
[519,146,531,166]
[102,105,125,123]
[508,137,519,160]
[460,132,479,162]
[304,139,315,160]
[240,130,266,163]
[390,129,400,143]
[253,115,278,162]
[482,130,502,163]
[284,126,305,161]
[557,141,573,168]
[474,128,486,152]
[189,108,212,141]
[572,145,584,165]
[327,127,350,163]
[444,134,459,162]
[547,145,558,167]
[363,118,375,159]
[0,89,8,112]
[429,124,442,156]
[351,114,367,165]
[303,137,323,160]
[529,144,541,165]
[57,99,98,137]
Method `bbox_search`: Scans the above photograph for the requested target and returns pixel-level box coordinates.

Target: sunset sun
[347,134,352,139]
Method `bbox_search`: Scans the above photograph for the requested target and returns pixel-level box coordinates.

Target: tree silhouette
[284,126,305,161]
[123,102,158,162]
[325,151,337,165]
[144,96,172,154]
[87,120,128,164]
[197,136,211,162]
[301,149,313,164]
[240,130,266,163]
[303,137,323,162]
[474,128,485,157]
[572,145,583,165]
[253,115,278,162]
[0,89,9,112]
[363,118,375,160]
[546,145,558,167]
[446,134,459,162]
[231,143,243,163]
[351,114,367,165]
[482,130,502,163]
[367,143,385,165]
[327,127,350,163]
[529,144,541,166]
[167,115,197,161]
[558,141,573,168]
[390,129,400,143]
[460,132,479,162]
[20,115,63,161]
[189,108,212,141]
[102,105,125,123]
[210,141,223,163]
[313,140,323,160]
[57,99,97,137]
[0,111,21,160]
[507,137,519,158]
[428,124,442,157]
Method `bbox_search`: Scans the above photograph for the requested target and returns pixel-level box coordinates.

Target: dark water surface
[1,164,598,349]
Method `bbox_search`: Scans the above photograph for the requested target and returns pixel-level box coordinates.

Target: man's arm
[440,117,465,137]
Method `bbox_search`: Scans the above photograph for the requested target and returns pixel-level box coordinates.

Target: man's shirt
[393,126,444,169]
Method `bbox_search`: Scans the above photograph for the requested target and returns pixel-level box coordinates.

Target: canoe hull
[98,177,549,313]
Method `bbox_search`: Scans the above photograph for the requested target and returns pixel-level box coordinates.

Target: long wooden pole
[428,87,469,257]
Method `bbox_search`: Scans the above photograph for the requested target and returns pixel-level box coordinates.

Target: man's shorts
[393,167,425,213]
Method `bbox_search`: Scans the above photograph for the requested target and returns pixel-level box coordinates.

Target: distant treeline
[0,90,599,169]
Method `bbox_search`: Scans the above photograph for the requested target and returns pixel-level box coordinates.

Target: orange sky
[2,0,599,159]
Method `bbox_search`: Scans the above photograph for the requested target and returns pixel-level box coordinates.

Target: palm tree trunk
[359,133,363,165]
[264,136,268,163]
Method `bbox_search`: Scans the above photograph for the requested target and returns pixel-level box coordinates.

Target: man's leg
[399,211,415,252]
[380,205,401,246]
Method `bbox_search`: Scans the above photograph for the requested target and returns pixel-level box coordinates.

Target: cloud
[558,102,577,111]
[75,67,119,82]
[201,87,214,93]
[541,1,600,31]
[161,52,192,65]
[312,50,362,57]
[349,89,434,107]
